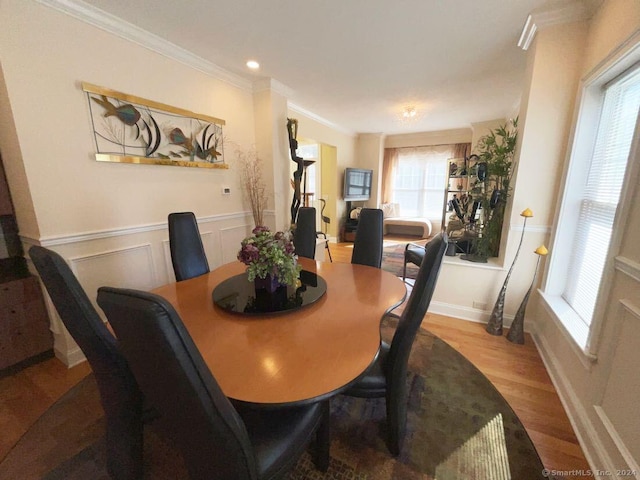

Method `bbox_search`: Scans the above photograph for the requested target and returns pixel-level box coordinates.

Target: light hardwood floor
[0,238,591,479]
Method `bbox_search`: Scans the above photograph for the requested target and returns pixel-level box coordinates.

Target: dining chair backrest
[96,286,257,480]
[28,245,144,480]
[351,208,384,268]
[387,233,447,433]
[168,212,210,281]
[295,206,317,259]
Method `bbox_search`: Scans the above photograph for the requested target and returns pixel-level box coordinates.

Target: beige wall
[470,120,503,152]
[530,0,640,473]
[320,144,338,238]
[0,63,39,238]
[0,0,261,364]
[356,133,385,208]
[385,128,472,149]
[253,83,291,231]
[0,1,256,239]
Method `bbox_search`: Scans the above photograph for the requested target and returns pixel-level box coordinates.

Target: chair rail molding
[615,256,640,283]
[20,211,253,247]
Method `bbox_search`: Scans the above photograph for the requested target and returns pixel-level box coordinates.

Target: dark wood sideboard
[0,155,53,373]
[0,275,53,371]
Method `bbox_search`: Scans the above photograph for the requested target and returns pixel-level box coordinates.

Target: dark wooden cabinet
[343,219,358,242]
[0,275,53,370]
[0,154,53,372]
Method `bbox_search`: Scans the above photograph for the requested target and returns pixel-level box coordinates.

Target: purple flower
[237,227,301,286]
[237,243,260,265]
[284,242,295,255]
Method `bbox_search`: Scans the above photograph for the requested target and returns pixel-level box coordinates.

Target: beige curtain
[381,148,399,204]
[453,143,471,159]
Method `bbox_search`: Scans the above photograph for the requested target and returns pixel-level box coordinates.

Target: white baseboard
[55,345,86,368]
[429,300,515,328]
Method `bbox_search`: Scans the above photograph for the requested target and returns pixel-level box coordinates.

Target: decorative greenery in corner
[470,118,519,260]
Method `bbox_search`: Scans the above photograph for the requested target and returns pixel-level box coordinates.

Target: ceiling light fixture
[246,60,260,70]
[402,106,417,118]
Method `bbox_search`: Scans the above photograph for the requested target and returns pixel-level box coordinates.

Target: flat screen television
[343,168,373,201]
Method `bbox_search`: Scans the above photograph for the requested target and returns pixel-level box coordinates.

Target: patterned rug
[381,242,424,280]
[0,319,546,480]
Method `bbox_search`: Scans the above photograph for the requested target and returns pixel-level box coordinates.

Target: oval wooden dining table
[151,257,406,407]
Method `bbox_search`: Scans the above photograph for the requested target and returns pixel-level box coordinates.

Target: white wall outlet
[473,301,487,310]
[221,186,231,195]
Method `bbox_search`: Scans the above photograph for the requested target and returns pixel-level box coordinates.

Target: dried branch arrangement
[236,147,268,227]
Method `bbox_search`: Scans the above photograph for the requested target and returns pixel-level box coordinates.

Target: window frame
[541,40,640,360]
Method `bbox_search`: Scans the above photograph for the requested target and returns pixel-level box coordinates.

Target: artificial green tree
[466,118,518,262]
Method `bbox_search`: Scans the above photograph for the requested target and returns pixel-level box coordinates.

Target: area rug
[0,319,546,480]
[381,242,422,280]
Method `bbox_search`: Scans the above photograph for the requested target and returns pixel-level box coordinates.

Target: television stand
[344,219,358,242]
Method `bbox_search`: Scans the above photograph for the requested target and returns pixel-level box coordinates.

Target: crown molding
[518,0,601,51]
[34,0,253,91]
[252,78,294,99]
[288,102,356,137]
[36,0,355,136]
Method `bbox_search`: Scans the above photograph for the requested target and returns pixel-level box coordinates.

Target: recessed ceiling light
[246,60,260,70]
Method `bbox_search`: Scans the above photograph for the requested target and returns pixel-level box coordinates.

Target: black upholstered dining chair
[351,208,384,268]
[168,212,209,281]
[97,286,330,480]
[344,233,448,455]
[294,206,317,259]
[403,242,425,282]
[28,246,147,480]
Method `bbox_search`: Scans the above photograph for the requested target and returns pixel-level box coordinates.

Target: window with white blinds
[562,66,640,330]
[392,146,449,218]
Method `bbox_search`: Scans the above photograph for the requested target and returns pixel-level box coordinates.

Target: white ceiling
[78,0,561,135]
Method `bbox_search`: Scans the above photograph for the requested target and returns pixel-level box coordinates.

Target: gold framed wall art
[83,83,227,169]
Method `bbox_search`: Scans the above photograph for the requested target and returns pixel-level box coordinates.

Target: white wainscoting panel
[25,212,260,366]
[69,243,157,301]
[599,301,640,471]
[219,224,253,264]
[161,239,172,283]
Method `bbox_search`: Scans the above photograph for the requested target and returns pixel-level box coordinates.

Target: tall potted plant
[466,118,518,262]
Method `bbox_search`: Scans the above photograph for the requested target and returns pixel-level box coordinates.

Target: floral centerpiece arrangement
[237,226,301,291]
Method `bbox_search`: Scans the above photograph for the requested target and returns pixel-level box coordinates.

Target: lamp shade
[520,208,534,218]
[534,245,548,256]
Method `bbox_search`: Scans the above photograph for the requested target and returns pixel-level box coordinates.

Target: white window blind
[392,146,449,218]
[562,66,640,328]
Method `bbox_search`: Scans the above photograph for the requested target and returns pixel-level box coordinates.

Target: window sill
[539,291,598,370]
[442,255,504,270]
